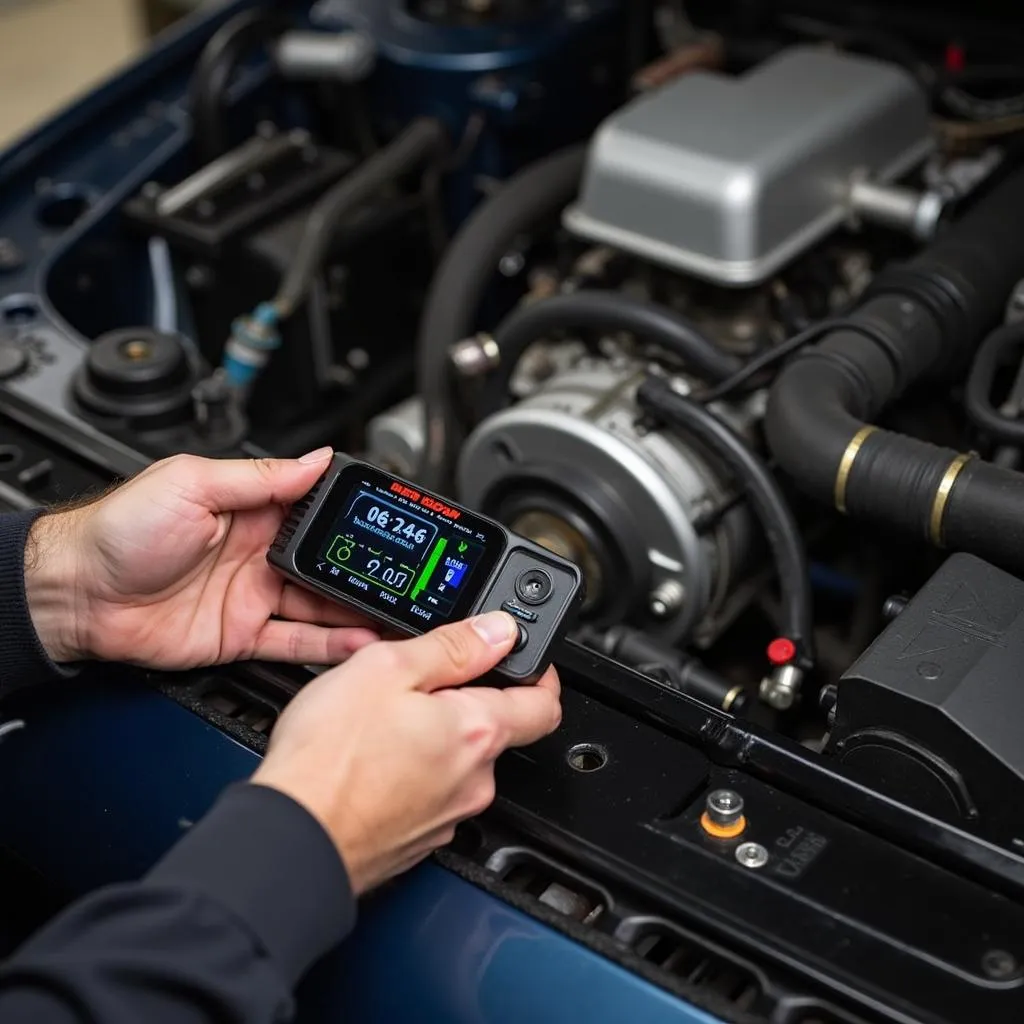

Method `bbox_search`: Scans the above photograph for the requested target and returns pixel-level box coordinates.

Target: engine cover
[456,360,754,644]
[829,552,1024,847]
[563,46,932,285]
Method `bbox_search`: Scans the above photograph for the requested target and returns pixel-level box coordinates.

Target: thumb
[368,612,519,693]
[182,447,334,512]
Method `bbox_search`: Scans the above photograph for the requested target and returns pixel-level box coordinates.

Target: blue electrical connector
[222,301,282,389]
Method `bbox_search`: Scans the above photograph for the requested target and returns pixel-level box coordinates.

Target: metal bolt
[982,950,1019,980]
[736,842,769,869]
[882,595,908,622]
[120,339,152,361]
[499,250,526,277]
[449,334,500,378]
[706,789,744,829]
[759,664,803,710]
[649,579,686,619]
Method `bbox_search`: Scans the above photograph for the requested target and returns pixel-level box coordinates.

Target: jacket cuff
[0,510,77,696]
[147,782,356,983]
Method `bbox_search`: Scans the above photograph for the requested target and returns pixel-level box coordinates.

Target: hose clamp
[834,425,878,514]
[722,685,745,713]
[929,453,973,547]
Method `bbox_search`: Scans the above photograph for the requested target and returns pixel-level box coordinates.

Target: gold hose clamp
[929,453,973,547]
[834,426,878,514]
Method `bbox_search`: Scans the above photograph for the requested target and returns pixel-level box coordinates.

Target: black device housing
[267,455,585,683]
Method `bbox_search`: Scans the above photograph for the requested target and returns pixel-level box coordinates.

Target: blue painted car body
[0,2,716,1020]
[0,679,716,1024]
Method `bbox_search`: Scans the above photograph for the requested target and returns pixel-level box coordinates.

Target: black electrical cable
[415,144,587,491]
[965,322,1024,444]
[479,292,740,416]
[637,375,814,669]
[273,118,448,316]
[936,67,1024,122]
[698,317,896,403]
[188,7,291,165]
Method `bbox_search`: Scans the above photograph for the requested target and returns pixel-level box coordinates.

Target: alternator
[456,358,756,644]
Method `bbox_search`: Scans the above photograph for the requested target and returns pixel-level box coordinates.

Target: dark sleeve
[0,783,356,1023]
[0,509,75,697]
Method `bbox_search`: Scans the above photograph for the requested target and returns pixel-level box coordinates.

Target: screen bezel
[295,462,507,630]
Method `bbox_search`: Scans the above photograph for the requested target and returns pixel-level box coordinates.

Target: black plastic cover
[830,552,1024,844]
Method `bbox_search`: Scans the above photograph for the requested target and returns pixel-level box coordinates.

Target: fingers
[159,447,334,513]
[359,612,518,693]
[278,583,377,630]
[454,675,563,750]
[252,620,379,665]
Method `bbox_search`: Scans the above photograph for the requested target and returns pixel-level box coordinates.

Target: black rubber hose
[576,624,748,715]
[415,145,587,490]
[480,292,740,415]
[274,118,448,316]
[765,166,1024,576]
[965,323,1024,444]
[189,7,291,165]
[637,375,814,667]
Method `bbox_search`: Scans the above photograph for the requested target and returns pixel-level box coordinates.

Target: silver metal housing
[563,46,933,286]
[364,395,424,478]
[456,359,756,644]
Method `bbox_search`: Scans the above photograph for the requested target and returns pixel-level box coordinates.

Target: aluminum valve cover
[563,46,933,286]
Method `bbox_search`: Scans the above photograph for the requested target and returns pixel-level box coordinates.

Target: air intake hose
[765,167,1024,575]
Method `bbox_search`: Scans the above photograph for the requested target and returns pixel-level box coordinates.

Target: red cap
[767,637,796,666]
[945,43,965,74]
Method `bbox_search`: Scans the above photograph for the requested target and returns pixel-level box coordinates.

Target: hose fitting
[222,302,282,389]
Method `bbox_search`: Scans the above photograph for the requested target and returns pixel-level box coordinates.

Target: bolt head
[982,949,1019,980]
[706,788,744,826]
[736,842,769,869]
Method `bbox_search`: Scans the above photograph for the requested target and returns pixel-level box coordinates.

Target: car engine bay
[4,1,1024,1021]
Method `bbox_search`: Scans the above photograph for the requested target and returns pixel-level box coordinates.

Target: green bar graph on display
[411,537,447,601]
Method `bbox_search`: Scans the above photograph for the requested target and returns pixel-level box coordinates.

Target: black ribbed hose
[415,145,587,490]
[637,376,814,667]
[765,166,1024,576]
[479,292,740,415]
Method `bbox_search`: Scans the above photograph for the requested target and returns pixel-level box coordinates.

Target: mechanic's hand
[24,448,379,668]
[251,611,561,894]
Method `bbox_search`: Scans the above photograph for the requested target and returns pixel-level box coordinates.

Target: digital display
[295,464,506,631]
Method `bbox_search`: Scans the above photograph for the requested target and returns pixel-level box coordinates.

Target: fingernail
[299,446,333,464]
[471,611,516,646]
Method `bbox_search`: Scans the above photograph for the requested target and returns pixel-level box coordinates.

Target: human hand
[251,611,562,894]
[23,448,379,669]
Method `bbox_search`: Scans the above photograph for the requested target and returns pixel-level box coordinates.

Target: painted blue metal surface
[0,680,715,1023]
[301,864,720,1024]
